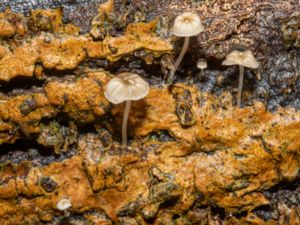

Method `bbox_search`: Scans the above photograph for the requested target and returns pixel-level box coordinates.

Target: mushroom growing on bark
[104,72,149,147]
[197,58,207,81]
[222,47,258,107]
[168,12,204,84]
[56,198,72,211]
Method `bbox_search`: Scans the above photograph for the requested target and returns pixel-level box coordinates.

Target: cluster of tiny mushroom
[104,12,259,147]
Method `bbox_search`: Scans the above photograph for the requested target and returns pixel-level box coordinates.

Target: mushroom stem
[237,65,244,108]
[168,36,190,84]
[122,100,131,147]
[198,69,204,81]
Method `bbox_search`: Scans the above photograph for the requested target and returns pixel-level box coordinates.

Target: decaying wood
[0,0,299,224]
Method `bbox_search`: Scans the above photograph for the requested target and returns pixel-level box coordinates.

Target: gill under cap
[172,12,204,37]
[222,49,259,69]
[104,72,150,104]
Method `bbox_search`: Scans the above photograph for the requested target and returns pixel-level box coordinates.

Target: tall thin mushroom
[168,12,204,84]
[222,47,258,107]
[104,72,149,147]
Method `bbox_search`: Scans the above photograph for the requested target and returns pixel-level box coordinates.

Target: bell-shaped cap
[104,72,150,104]
[56,198,72,211]
[222,49,259,69]
[172,12,204,37]
[197,58,207,70]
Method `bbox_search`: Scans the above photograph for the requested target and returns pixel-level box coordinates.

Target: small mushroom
[104,72,149,147]
[56,198,72,211]
[222,47,258,107]
[168,12,204,84]
[197,58,207,81]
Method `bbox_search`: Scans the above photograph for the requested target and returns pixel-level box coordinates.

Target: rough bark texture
[0,0,299,224]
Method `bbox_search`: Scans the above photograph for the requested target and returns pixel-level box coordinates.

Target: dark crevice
[0,76,45,96]
[172,214,180,220]
[43,68,77,79]
[268,174,300,192]
[50,213,88,225]
[147,130,176,142]
[210,204,226,220]
[159,196,180,209]
[253,205,274,221]
[233,210,248,219]
[85,54,166,86]
[77,123,98,136]
[40,112,72,127]
[0,138,77,166]
[0,68,77,96]
[0,138,51,157]
[252,177,300,221]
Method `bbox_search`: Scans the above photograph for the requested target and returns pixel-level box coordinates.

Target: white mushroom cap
[172,12,204,37]
[104,72,150,104]
[222,49,259,69]
[56,198,72,211]
[197,58,207,70]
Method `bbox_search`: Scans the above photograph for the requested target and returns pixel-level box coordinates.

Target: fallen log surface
[0,0,299,224]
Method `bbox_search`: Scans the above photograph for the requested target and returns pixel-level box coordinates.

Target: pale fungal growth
[56,198,72,211]
[222,46,258,107]
[104,72,150,147]
[197,58,207,80]
[168,12,204,84]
